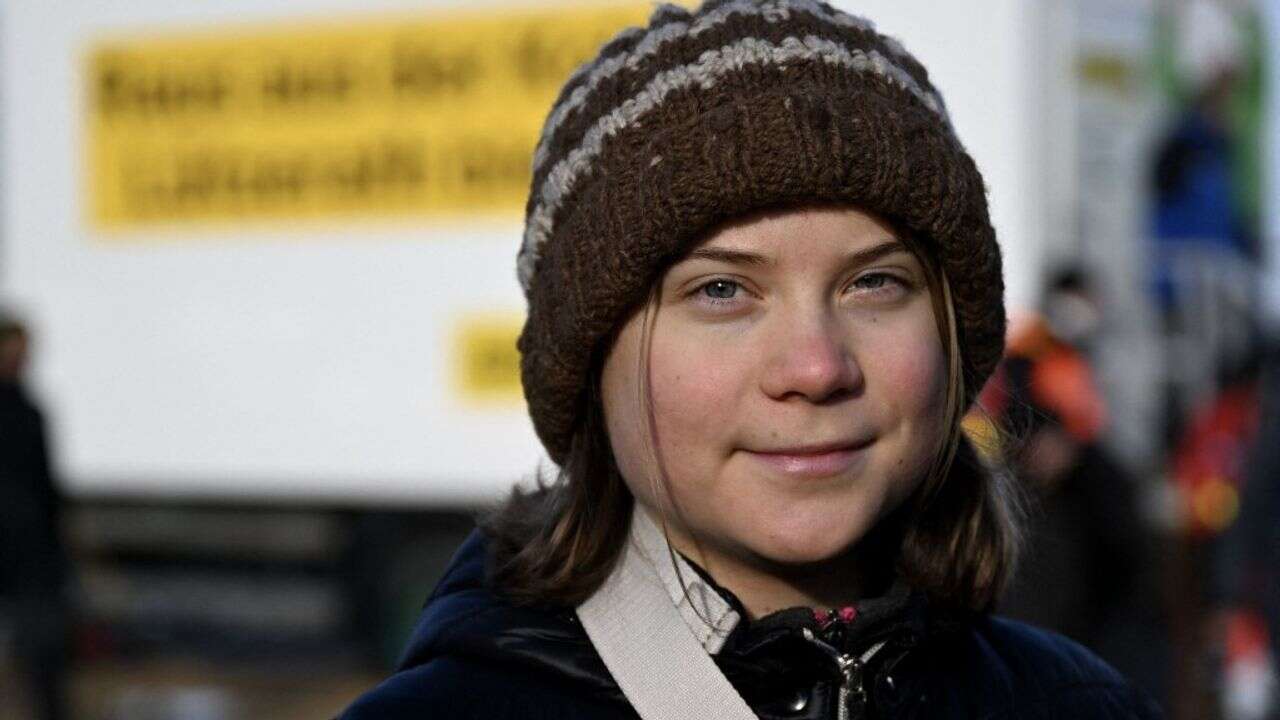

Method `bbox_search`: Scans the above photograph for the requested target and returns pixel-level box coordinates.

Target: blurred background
[0,0,1277,718]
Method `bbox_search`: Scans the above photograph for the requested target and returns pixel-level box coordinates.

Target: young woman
[342,2,1163,718]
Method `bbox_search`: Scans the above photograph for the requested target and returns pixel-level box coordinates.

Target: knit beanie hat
[518,0,1006,465]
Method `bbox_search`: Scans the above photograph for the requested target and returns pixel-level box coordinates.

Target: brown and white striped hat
[518,0,1005,465]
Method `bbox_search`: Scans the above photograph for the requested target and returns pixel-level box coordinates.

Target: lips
[743,438,874,478]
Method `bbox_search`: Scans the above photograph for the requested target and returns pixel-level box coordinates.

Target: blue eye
[701,279,740,300]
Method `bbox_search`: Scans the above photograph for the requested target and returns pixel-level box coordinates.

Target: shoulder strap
[576,514,758,720]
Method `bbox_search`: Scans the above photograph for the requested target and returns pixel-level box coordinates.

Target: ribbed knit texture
[519,0,1005,464]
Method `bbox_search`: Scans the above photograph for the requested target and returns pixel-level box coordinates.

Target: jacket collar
[629,506,742,654]
[628,506,947,658]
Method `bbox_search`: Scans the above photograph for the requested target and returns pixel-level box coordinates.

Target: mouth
[742,438,874,479]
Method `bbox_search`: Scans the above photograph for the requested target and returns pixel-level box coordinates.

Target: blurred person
[341,3,1161,718]
[1152,0,1264,266]
[0,312,72,720]
[1204,346,1279,719]
[1172,353,1258,541]
[1160,348,1272,719]
[1041,267,1104,354]
[982,269,1162,702]
[1151,0,1264,439]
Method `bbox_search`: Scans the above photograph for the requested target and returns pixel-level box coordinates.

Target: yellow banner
[452,313,524,405]
[85,4,653,229]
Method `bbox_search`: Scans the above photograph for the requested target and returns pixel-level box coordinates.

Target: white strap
[576,514,758,720]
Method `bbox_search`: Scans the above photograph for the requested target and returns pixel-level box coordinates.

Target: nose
[759,313,862,403]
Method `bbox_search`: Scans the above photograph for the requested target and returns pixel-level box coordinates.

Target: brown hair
[484,222,1024,613]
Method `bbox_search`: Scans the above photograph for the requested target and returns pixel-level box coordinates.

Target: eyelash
[690,272,910,308]
[848,272,910,295]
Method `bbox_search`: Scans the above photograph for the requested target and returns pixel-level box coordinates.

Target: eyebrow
[684,247,773,266]
[684,238,906,268]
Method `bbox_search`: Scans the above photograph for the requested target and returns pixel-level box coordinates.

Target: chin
[738,505,877,567]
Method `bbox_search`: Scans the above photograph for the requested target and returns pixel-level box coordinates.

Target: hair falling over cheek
[635,282,667,521]
[918,270,967,509]
[631,280,720,621]
[898,264,1027,611]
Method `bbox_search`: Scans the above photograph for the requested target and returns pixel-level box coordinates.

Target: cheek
[600,317,653,501]
[646,329,741,460]
[866,312,947,461]
[600,312,744,509]
[882,302,945,399]
[888,330,946,409]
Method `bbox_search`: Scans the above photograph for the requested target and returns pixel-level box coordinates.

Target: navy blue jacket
[340,530,1163,719]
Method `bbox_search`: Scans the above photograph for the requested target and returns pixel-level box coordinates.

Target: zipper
[802,628,886,720]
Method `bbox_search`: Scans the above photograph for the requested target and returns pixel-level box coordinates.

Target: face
[601,205,947,571]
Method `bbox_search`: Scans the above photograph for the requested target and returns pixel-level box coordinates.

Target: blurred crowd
[969,4,1280,716]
